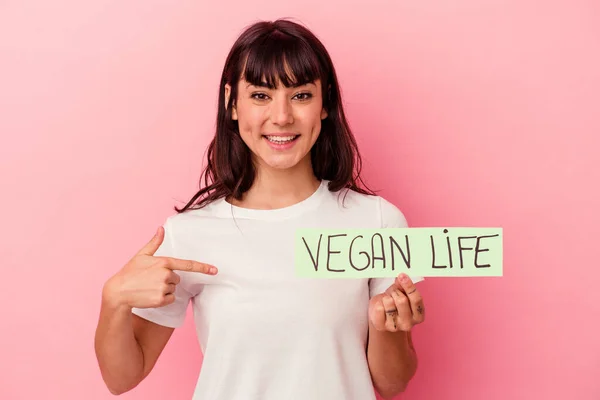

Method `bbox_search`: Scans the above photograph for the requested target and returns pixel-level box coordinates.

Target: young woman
[95,18,426,400]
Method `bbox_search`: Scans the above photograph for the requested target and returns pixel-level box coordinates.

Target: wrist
[102,277,132,312]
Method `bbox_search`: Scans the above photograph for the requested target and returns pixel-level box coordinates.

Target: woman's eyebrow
[246,82,269,89]
[246,82,316,89]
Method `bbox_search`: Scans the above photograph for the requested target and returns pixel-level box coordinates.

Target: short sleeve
[131,217,193,328]
[369,197,424,298]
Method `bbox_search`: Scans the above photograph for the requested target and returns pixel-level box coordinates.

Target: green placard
[295,228,502,278]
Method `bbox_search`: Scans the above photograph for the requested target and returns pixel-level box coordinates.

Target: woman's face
[225,77,328,173]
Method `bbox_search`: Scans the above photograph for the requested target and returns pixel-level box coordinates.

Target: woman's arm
[366,326,418,399]
[366,274,424,399]
[94,282,174,395]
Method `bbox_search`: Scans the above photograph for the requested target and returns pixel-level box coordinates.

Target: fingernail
[209,267,218,274]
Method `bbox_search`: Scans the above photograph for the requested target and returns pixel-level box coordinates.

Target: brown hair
[175,19,374,213]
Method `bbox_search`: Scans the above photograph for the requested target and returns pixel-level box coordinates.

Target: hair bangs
[242,32,323,89]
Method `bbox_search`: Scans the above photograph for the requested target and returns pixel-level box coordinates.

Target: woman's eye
[251,93,269,101]
[294,92,313,101]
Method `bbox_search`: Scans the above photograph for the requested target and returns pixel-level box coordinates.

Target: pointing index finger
[164,258,218,275]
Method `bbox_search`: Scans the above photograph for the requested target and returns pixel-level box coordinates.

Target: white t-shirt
[132,180,423,400]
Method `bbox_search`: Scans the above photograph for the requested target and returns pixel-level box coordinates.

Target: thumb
[137,226,165,256]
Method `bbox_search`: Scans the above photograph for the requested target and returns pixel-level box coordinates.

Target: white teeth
[266,135,296,143]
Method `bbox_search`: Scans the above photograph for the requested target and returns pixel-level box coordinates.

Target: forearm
[94,288,144,395]
[367,322,418,399]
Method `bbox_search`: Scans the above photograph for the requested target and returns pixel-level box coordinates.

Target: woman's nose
[270,97,294,126]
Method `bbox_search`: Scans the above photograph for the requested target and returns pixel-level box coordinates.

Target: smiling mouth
[263,135,300,144]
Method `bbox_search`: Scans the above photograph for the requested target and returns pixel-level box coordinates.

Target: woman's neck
[229,159,321,210]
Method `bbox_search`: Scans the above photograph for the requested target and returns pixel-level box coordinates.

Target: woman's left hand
[368,273,425,332]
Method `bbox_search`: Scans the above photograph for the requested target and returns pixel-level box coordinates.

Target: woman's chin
[258,154,308,172]
[264,160,301,171]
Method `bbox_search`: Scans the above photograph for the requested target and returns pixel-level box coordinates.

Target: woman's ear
[321,84,331,120]
[224,83,238,120]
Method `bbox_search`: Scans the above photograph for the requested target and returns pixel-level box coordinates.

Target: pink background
[1,1,598,399]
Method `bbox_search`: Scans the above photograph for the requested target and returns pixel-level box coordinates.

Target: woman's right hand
[102,226,218,310]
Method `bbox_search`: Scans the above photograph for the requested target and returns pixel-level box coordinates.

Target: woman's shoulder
[162,197,229,227]
[328,185,408,228]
